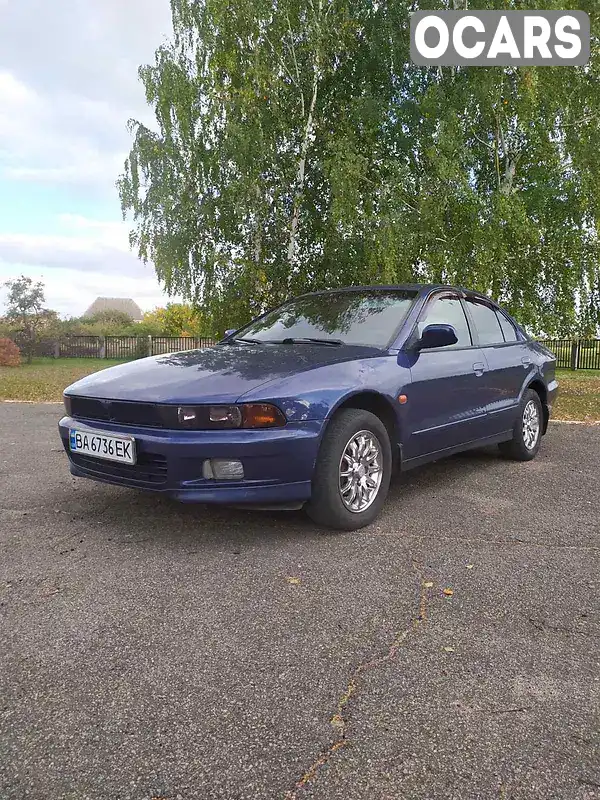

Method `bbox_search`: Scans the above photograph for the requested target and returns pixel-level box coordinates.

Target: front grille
[69,397,175,428]
[68,450,168,486]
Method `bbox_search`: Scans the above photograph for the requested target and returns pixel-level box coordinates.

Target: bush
[0,338,21,367]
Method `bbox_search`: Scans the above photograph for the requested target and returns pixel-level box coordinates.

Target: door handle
[473,362,485,376]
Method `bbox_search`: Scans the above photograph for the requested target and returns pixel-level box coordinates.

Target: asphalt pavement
[0,403,599,800]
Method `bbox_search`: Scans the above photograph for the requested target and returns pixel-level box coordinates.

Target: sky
[0,0,176,318]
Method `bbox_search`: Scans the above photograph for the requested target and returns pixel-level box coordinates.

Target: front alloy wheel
[339,430,383,513]
[306,408,392,530]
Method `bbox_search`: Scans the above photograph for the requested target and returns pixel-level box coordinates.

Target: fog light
[202,459,244,480]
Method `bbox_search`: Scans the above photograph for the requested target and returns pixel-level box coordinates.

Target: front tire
[306,409,392,530]
[498,389,543,462]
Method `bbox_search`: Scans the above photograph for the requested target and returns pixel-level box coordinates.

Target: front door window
[417,296,472,349]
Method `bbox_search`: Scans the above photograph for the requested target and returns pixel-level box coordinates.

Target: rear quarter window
[496,311,518,343]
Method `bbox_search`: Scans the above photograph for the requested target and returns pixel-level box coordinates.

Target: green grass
[1,358,599,422]
[555,369,600,422]
[556,368,600,380]
[0,357,131,402]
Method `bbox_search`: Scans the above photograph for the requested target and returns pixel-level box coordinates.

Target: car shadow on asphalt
[387,444,503,498]
[64,446,505,548]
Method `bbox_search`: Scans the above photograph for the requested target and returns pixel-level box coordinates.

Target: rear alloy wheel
[498,388,543,462]
[306,409,392,530]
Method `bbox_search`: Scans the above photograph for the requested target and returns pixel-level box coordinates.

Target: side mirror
[224,329,237,338]
[414,324,458,351]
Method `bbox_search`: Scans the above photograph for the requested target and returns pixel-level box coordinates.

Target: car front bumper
[58,416,321,505]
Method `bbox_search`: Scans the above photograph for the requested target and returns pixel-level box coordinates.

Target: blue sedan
[59,285,558,530]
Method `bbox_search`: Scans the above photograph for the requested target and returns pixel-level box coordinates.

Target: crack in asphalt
[283,572,432,799]
[528,617,595,637]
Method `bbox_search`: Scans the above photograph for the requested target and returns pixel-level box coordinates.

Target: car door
[402,292,490,461]
[463,297,529,435]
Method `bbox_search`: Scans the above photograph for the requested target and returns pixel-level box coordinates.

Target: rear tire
[306,409,392,531]
[498,389,543,462]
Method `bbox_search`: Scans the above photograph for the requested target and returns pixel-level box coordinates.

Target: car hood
[64,343,381,404]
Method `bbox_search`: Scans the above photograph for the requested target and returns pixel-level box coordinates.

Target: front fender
[237,355,410,427]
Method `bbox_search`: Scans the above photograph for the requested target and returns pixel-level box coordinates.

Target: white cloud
[0,264,173,318]
[0,69,128,190]
[58,214,130,241]
[0,215,181,316]
[0,213,142,273]
[0,0,172,191]
[0,232,142,276]
[0,0,175,314]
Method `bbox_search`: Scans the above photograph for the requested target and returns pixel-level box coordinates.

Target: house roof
[84,297,144,321]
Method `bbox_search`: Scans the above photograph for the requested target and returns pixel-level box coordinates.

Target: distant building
[84,297,144,322]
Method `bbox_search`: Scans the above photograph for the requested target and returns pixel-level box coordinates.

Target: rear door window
[417,295,472,349]
[466,299,504,346]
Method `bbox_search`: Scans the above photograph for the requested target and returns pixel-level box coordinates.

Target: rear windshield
[236,289,418,348]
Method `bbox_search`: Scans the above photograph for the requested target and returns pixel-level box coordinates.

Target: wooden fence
[8,334,600,369]
[52,335,216,359]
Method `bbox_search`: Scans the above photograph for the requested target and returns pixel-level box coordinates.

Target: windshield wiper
[281,337,343,347]
[222,337,264,345]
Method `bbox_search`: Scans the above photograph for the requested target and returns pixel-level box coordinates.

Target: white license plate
[69,429,136,465]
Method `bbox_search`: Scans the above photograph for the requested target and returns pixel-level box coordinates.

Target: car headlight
[176,404,286,429]
[178,405,242,428]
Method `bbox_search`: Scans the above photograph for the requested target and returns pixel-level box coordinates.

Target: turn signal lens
[63,394,72,415]
[241,403,287,428]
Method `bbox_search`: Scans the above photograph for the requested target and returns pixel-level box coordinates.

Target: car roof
[295,284,499,304]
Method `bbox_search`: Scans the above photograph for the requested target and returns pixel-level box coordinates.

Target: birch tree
[120,0,600,335]
[119,0,356,327]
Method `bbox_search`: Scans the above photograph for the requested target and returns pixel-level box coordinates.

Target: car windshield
[234,289,418,348]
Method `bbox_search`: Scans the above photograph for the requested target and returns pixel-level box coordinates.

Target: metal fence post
[570,339,579,371]
[148,335,153,357]
[53,340,60,359]
[99,337,106,359]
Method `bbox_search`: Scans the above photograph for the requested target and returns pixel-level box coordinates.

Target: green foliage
[78,309,137,335]
[119,0,600,336]
[141,303,213,336]
[57,303,212,337]
[3,275,48,363]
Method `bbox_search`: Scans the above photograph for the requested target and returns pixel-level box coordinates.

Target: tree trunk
[286,0,323,270]
[253,182,262,265]
[499,158,517,196]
